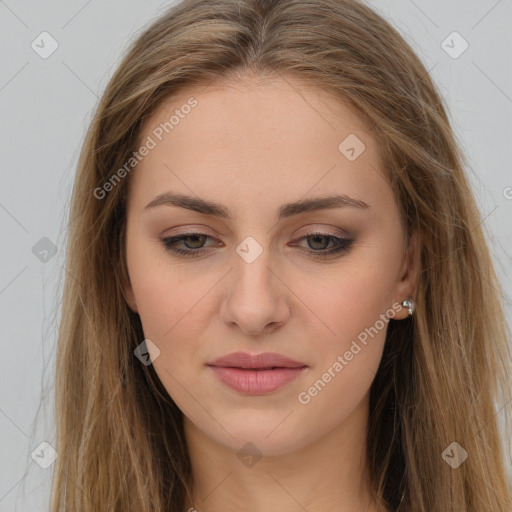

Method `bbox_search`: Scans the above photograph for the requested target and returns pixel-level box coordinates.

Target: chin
[214,423,309,458]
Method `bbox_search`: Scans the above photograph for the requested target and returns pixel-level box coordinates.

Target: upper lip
[208,351,307,369]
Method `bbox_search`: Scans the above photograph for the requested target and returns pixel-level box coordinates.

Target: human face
[123,74,415,456]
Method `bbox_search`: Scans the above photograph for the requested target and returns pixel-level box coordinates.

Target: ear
[392,229,419,320]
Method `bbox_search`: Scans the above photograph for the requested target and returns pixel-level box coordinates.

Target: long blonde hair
[51,0,512,510]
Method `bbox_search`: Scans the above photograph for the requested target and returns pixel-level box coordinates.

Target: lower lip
[208,365,307,394]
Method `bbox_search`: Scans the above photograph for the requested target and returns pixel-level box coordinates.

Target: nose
[219,246,291,336]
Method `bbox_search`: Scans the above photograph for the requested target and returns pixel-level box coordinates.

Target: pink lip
[209,351,307,369]
[207,351,308,394]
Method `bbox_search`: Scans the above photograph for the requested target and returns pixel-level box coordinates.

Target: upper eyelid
[163,230,350,242]
[162,224,352,238]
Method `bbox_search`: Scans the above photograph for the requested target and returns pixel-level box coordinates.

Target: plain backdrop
[0,0,511,510]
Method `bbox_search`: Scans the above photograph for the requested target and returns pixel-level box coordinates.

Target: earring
[402,297,415,316]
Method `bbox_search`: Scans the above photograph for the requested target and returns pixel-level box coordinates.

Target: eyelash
[160,230,354,259]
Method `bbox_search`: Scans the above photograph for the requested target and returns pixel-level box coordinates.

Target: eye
[160,230,354,259]
[161,232,219,258]
[290,230,354,259]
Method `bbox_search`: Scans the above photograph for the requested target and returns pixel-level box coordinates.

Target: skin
[123,73,417,512]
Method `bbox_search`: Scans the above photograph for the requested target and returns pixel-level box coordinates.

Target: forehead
[138,74,373,148]
[128,74,390,217]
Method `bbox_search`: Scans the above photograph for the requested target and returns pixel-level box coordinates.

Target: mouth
[208,351,307,370]
[208,365,307,370]
[206,351,308,394]
[220,366,302,370]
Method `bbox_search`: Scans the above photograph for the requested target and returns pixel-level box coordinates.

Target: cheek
[292,263,393,428]
[134,272,203,346]
[291,239,403,404]
[127,251,220,375]
[126,240,194,345]
[299,251,400,348]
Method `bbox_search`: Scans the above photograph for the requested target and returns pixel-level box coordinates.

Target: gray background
[1,0,511,510]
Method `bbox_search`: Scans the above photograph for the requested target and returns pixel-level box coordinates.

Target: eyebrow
[144,191,370,220]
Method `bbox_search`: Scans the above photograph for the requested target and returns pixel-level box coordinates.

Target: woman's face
[123,74,416,456]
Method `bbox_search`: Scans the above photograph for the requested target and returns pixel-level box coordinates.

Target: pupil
[185,234,205,248]
[309,235,328,250]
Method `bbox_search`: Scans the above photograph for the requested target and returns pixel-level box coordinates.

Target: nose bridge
[232,234,277,301]
[220,234,289,334]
